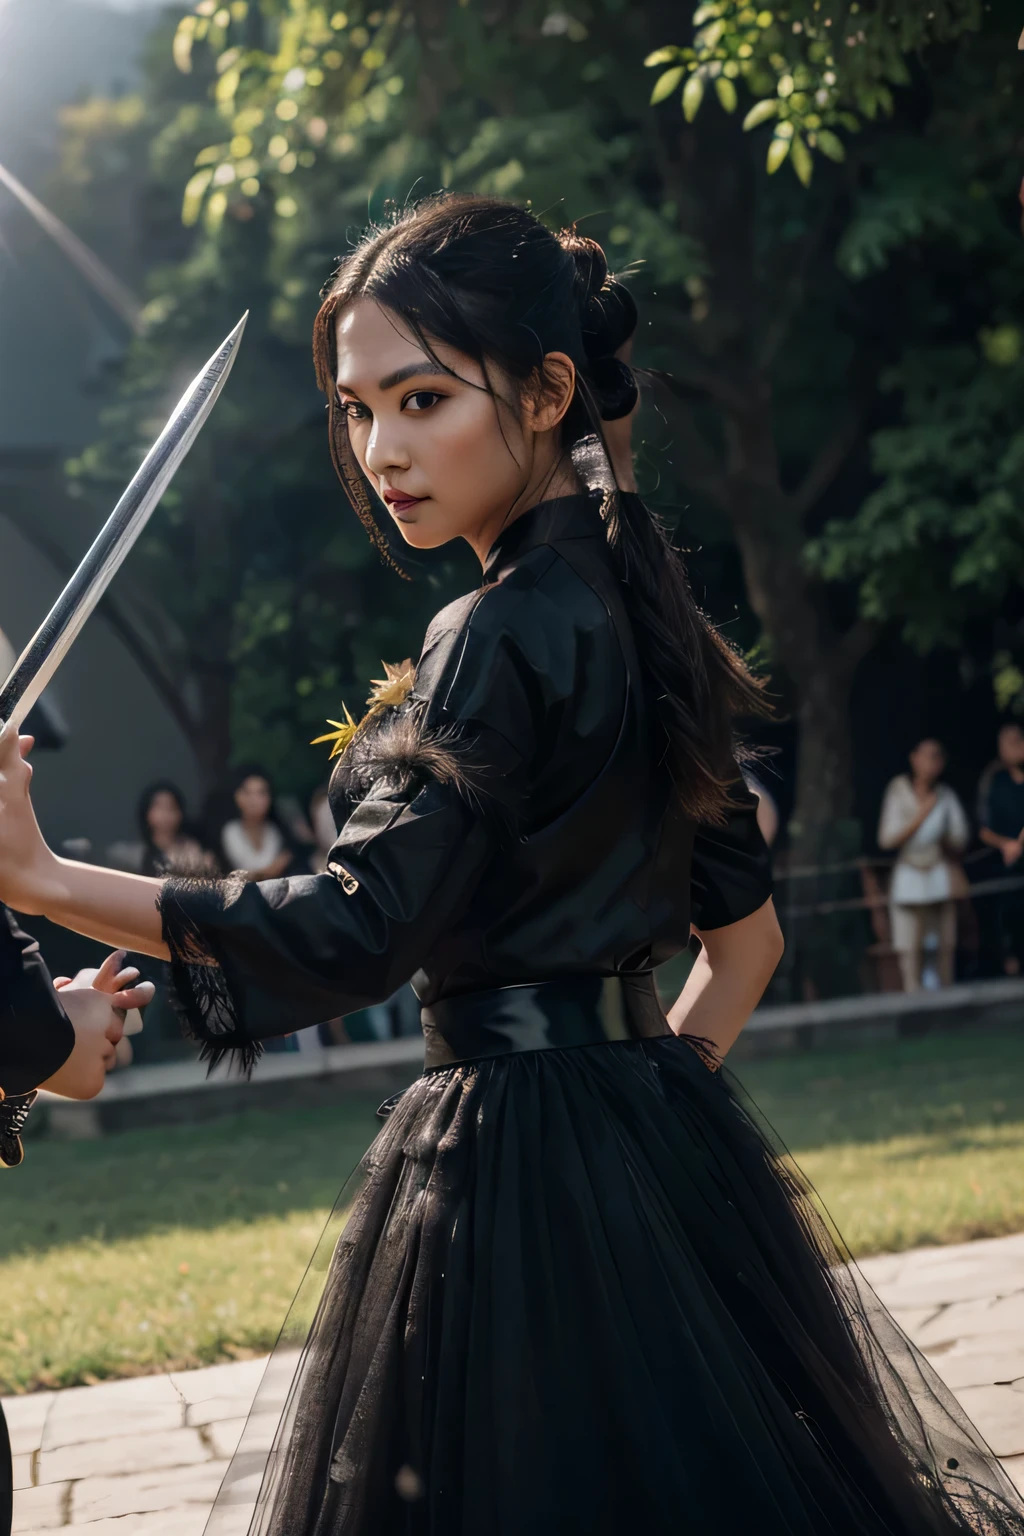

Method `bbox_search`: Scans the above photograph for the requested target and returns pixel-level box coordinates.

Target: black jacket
[1,905,74,1098]
[161,493,772,1066]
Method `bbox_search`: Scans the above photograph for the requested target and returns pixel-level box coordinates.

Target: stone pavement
[7,1231,1024,1532]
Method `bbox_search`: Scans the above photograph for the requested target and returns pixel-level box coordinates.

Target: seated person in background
[878,738,969,992]
[977,722,1024,976]
[107,782,213,877]
[1,903,154,1167]
[218,766,298,880]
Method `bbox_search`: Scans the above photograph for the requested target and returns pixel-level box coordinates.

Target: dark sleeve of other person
[0,902,74,1097]
[984,769,1024,841]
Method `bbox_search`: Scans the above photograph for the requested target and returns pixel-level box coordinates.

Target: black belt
[420,972,671,1071]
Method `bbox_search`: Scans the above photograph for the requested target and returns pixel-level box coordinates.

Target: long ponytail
[556,229,768,821]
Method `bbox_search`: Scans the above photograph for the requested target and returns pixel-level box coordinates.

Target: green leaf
[172,16,196,74]
[766,133,791,174]
[682,72,706,123]
[815,129,846,162]
[644,46,680,68]
[742,97,778,130]
[715,76,738,113]
[181,167,212,225]
[790,133,813,186]
[980,326,1022,367]
[650,66,685,105]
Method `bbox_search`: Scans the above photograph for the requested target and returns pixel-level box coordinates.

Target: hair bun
[585,356,638,421]
[558,229,639,420]
[558,230,638,360]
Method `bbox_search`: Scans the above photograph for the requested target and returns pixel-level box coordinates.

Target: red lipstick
[382,488,426,518]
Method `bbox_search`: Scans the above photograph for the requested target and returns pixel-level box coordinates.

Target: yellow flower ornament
[312,660,416,761]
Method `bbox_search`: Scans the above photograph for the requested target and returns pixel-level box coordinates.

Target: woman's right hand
[0,722,60,914]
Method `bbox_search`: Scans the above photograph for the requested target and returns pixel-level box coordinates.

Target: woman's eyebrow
[336,361,453,394]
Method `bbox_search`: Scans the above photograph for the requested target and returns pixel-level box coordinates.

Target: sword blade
[0,312,248,731]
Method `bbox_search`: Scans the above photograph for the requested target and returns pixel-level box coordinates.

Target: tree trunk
[188,658,233,803]
[790,665,857,849]
[725,471,869,1001]
[183,469,236,802]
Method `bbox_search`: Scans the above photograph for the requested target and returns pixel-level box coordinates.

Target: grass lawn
[3,1028,1024,1393]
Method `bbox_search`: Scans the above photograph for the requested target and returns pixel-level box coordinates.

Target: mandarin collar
[482,492,606,584]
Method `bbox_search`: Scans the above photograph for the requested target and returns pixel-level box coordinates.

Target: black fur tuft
[158,875,262,1077]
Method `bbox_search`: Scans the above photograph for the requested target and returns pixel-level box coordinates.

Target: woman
[217,766,297,880]
[0,195,1020,1535]
[108,782,210,877]
[136,781,211,878]
[878,738,970,991]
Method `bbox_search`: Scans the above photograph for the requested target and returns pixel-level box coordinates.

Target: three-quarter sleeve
[159,581,557,1068]
[160,780,492,1067]
[0,905,75,1096]
[689,773,773,931]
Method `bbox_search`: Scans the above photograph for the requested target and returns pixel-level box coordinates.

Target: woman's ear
[524,352,576,434]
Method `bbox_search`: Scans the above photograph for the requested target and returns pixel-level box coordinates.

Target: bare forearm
[667,901,783,1060]
[668,948,768,1059]
[41,859,168,959]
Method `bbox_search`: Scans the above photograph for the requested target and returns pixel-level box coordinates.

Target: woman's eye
[340,399,370,421]
[404,391,442,412]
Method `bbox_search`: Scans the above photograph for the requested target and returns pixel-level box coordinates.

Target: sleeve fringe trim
[158,877,263,1077]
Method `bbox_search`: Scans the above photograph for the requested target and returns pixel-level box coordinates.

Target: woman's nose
[364,416,410,476]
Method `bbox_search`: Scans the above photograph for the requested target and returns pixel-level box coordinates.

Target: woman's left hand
[0,722,61,914]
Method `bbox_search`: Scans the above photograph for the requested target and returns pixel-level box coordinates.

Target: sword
[0,312,248,731]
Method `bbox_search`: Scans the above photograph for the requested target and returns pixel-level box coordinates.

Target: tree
[646,0,983,184]
[806,17,1024,714]
[36,10,468,800]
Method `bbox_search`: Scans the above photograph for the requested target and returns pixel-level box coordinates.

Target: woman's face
[235,776,272,822]
[910,739,945,785]
[147,791,183,841]
[334,299,572,558]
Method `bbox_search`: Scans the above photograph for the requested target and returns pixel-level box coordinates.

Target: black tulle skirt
[207,1026,1024,1536]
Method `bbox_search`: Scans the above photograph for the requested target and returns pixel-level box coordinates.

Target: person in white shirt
[878,738,970,991]
[219,767,294,880]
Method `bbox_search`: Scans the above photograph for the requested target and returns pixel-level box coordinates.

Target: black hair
[312,192,768,822]
[137,781,208,878]
[193,766,295,873]
[228,763,275,798]
[137,781,188,848]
